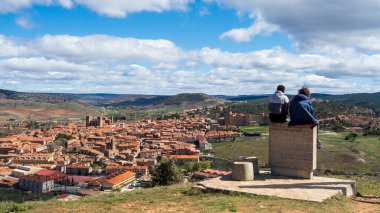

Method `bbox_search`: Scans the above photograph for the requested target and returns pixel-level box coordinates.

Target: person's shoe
[317,141,323,150]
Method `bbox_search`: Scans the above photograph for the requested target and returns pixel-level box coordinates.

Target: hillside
[159,93,219,106]
[107,93,221,108]
[1,89,379,123]
[0,90,222,108]
[0,180,379,213]
[58,93,171,106]
[0,90,100,122]
[322,92,380,116]
[0,89,70,104]
[0,90,226,122]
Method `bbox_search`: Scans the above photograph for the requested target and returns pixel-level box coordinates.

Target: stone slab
[269,123,317,178]
[197,172,356,202]
[271,167,312,179]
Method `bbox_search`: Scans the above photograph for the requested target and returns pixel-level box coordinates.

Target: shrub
[8,204,27,212]
[344,132,358,141]
[151,159,183,186]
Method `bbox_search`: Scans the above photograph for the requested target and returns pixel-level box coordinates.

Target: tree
[183,162,194,172]
[345,132,358,141]
[193,162,203,171]
[151,159,183,186]
[202,161,211,170]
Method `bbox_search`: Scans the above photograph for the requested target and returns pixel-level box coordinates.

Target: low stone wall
[269,123,317,179]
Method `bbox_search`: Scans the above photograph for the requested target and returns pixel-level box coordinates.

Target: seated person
[268,85,289,123]
[289,87,322,149]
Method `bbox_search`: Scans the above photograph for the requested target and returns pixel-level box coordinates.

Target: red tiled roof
[106,171,135,185]
[169,155,199,159]
[35,169,59,176]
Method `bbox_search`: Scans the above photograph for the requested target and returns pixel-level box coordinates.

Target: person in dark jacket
[289,87,322,149]
[268,85,289,123]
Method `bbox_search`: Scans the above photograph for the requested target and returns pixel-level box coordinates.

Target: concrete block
[232,162,254,181]
[269,123,316,179]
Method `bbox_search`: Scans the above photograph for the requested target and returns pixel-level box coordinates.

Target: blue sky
[1,3,292,52]
[0,0,379,95]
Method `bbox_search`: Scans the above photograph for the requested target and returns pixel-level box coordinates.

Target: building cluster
[0,115,242,194]
[219,112,268,126]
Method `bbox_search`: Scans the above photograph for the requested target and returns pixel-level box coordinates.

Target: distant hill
[0,89,71,103]
[63,92,221,108]
[212,94,270,101]
[321,92,380,116]
[1,89,379,122]
[0,89,100,122]
[59,93,171,106]
[161,93,215,105]
[108,95,170,107]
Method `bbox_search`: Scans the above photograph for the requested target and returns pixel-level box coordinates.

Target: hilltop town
[0,110,267,195]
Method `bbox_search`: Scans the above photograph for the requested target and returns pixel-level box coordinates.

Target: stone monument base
[271,167,313,179]
[269,123,317,179]
[195,171,356,202]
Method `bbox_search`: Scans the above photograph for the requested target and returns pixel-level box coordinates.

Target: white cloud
[33,34,186,63]
[74,0,193,18]
[199,7,210,16]
[153,63,178,70]
[0,0,51,14]
[58,0,73,8]
[220,15,279,42]
[0,0,193,17]
[207,0,380,52]
[0,35,32,57]
[16,17,34,29]
[0,33,379,94]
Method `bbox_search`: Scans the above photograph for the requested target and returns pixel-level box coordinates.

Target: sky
[0,0,379,95]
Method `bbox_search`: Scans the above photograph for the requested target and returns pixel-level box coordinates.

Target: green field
[318,131,380,174]
[239,125,269,133]
[0,179,379,213]
[212,125,380,174]
[211,136,269,167]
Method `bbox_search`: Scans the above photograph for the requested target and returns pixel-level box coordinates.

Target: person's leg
[269,113,287,123]
[316,125,322,149]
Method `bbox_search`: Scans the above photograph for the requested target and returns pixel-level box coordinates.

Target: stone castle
[221,112,268,126]
[85,116,113,127]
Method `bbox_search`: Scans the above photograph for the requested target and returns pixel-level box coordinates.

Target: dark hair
[298,87,310,97]
[277,85,285,93]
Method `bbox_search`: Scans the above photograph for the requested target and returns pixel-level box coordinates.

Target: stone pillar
[232,162,254,181]
[269,123,317,179]
[243,157,260,175]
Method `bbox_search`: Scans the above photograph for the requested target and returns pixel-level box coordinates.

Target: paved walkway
[196,172,356,202]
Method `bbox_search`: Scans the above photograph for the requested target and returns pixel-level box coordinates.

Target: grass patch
[0,189,57,203]
[1,178,378,213]
[210,131,380,174]
[239,125,269,133]
[318,132,380,174]
[211,136,269,166]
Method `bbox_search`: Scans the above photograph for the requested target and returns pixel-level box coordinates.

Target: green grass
[0,189,57,203]
[210,130,380,174]
[239,125,269,133]
[318,132,380,174]
[0,178,378,213]
[211,136,269,166]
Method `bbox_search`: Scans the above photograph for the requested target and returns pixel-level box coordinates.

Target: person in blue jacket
[289,87,322,149]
